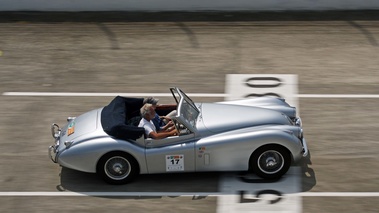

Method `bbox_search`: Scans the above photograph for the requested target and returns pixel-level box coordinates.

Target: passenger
[143,97,176,131]
[138,104,178,139]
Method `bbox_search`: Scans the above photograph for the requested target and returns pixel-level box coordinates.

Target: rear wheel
[97,152,139,184]
[250,145,291,179]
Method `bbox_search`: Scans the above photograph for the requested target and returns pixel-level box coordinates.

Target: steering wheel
[172,118,181,136]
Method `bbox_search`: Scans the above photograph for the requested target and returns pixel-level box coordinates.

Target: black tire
[97,152,139,185]
[250,145,291,180]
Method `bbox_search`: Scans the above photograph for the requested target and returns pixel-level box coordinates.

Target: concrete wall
[1,0,379,11]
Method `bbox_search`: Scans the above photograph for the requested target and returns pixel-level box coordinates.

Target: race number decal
[67,122,75,136]
[166,155,184,171]
[225,74,298,110]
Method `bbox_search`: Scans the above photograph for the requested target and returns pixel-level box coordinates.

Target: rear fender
[57,137,147,174]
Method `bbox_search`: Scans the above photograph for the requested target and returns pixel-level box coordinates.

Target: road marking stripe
[297,94,379,98]
[1,192,379,197]
[0,192,218,197]
[1,92,225,97]
[2,92,379,98]
[298,192,379,197]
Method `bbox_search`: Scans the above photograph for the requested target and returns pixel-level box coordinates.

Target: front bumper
[301,137,309,157]
[294,117,308,157]
[49,123,60,163]
[49,145,58,163]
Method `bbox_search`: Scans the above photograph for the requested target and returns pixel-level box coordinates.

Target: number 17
[171,159,180,164]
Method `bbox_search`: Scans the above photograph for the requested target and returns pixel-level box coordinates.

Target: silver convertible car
[49,87,308,184]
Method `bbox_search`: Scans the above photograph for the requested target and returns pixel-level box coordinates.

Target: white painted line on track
[0,192,221,197]
[297,94,379,98]
[1,192,379,197]
[1,92,225,97]
[2,92,379,98]
[298,192,379,197]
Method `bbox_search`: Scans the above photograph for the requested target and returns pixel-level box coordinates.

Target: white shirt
[138,118,156,137]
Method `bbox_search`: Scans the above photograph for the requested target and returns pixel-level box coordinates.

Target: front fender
[196,128,303,171]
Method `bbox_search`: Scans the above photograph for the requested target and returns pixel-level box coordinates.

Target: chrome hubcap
[266,156,278,167]
[258,150,284,174]
[104,156,131,180]
[113,163,123,174]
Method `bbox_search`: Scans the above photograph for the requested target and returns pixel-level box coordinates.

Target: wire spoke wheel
[251,145,291,179]
[257,150,284,174]
[97,152,139,184]
[104,156,131,180]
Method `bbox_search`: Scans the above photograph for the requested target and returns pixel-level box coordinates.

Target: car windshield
[171,88,200,129]
[180,98,199,128]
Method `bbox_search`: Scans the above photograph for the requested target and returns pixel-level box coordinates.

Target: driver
[138,104,178,139]
[143,97,176,131]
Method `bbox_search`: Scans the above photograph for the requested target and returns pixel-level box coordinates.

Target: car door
[144,134,196,174]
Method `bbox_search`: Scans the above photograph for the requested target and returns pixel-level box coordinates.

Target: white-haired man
[138,104,178,139]
[143,96,175,131]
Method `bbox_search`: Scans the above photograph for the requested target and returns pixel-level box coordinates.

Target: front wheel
[250,145,291,180]
[97,152,139,184]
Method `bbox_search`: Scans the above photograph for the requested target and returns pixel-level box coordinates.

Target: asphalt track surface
[0,11,379,212]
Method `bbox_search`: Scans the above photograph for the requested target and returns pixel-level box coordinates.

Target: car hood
[200,103,291,133]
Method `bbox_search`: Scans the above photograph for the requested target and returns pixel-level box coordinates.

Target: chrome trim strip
[67,117,76,122]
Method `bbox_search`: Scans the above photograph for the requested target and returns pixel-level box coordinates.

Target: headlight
[283,127,303,139]
[295,117,302,127]
[287,127,303,139]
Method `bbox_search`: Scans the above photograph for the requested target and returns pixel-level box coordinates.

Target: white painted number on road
[221,74,300,213]
[225,74,298,110]
[218,168,302,213]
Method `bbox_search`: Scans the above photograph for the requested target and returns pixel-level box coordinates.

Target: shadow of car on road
[58,168,220,193]
[298,151,317,192]
[57,152,316,196]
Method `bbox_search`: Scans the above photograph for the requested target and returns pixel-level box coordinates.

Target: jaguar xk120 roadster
[49,87,308,184]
